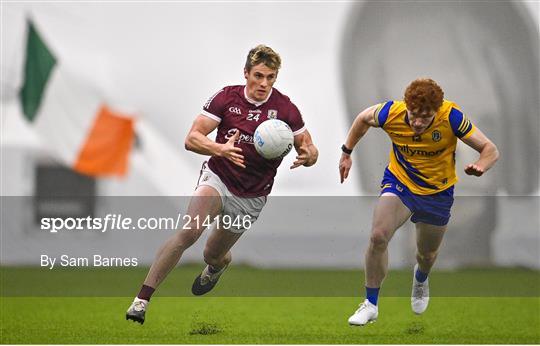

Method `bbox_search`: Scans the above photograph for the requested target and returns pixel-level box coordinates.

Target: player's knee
[369,228,390,250]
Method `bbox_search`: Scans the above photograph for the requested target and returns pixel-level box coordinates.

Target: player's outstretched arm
[339,105,378,183]
[185,114,246,168]
[461,128,499,177]
[290,130,318,169]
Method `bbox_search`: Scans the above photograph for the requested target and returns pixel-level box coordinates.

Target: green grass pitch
[1,266,539,344]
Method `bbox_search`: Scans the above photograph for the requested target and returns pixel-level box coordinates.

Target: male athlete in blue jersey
[339,78,499,325]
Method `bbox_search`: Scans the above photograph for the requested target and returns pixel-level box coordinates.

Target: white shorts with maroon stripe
[196,162,266,233]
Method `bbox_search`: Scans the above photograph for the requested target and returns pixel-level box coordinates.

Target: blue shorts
[380,168,454,226]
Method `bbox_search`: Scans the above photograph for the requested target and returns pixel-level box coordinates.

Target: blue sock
[365,286,380,305]
[415,268,429,283]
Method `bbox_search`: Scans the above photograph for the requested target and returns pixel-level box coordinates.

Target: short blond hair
[245,45,281,72]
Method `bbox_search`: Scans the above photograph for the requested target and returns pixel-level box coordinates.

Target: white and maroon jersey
[202,85,306,197]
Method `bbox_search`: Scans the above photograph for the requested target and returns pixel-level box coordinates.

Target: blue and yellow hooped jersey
[374,100,476,195]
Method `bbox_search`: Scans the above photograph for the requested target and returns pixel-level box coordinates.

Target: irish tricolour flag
[19,19,134,177]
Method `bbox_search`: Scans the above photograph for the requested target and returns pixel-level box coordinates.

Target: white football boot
[411,264,430,314]
[348,299,378,326]
[126,297,148,324]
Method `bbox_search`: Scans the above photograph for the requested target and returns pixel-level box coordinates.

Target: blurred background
[1,1,539,270]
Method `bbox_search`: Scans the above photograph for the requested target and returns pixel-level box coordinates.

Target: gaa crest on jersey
[412,135,422,142]
[432,130,442,142]
[228,106,242,115]
[268,109,278,119]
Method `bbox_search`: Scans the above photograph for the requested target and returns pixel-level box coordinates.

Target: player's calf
[416,251,437,270]
[203,247,232,269]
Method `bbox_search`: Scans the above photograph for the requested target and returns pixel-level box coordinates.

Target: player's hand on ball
[220,130,246,168]
[339,153,352,183]
[464,163,484,176]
